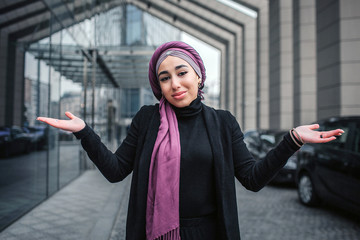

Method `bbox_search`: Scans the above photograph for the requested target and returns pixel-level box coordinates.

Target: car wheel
[297,173,320,206]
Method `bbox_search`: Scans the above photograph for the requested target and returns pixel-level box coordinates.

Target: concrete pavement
[0,170,130,240]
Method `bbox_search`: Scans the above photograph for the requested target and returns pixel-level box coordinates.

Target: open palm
[295,124,344,144]
[37,112,86,133]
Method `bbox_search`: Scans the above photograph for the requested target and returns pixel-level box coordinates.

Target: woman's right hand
[37,112,86,133]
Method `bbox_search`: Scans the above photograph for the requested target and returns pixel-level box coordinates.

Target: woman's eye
[160,76,170,82]
[178,71,187,76]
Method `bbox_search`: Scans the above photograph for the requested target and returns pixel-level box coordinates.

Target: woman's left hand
[294,124,344,144]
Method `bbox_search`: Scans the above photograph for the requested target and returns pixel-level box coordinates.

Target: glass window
[0,36,50,233]
[321,121,350,150]
[126,5,144,45]
[121,88,140,118]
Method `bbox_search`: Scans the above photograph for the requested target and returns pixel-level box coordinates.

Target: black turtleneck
[172,97,217,218]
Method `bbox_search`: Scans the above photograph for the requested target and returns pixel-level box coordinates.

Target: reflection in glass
[0,49,49,231]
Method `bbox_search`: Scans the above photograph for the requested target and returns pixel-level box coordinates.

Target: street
[235,182,360,240]
[110,180,360,240]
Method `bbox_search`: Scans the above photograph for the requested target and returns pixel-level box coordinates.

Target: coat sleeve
[73,106,151,183]
[230,113,300,191]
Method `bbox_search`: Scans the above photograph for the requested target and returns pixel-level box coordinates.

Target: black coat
[74,103,299,240]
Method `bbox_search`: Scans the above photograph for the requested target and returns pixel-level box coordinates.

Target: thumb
[306,124,319,130]
[65,111,76,120]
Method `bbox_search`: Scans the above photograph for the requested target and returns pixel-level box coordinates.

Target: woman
[37,41,343,240]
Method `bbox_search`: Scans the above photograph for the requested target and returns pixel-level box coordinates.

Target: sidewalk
[0,170,130,240]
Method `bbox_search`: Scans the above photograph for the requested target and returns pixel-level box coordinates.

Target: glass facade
[0,8,86,231]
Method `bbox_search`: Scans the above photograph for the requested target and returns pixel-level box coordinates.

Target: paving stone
[1,170,359,240]
[235,181,360,239]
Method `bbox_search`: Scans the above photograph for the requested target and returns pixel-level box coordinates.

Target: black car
[244,129,297,184]
[23,125,47,150]
[296,116,360,215]
[0,126,35,158]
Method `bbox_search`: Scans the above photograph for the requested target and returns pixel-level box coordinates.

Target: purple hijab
[146,41,206,240]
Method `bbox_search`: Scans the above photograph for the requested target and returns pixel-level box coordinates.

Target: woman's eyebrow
[158,70,168,78]
[175,64,188,70]
[158,65,188,78]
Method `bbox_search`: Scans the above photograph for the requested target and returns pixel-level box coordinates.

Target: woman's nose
[171,77,181,89]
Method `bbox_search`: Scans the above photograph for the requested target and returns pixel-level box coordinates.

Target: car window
[321,122,350,150]
[260,134,275,145]
[244,133,261,148]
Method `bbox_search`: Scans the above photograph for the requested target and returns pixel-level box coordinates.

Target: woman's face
[157,56,200,108]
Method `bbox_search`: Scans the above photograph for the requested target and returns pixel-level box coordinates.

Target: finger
[37,117,55,123]
[65,111,75,120]
[322,129,344,138]
[318,136,336,143]
[308,135,337,143]
[307,124,319,130]
[37,117,63,128]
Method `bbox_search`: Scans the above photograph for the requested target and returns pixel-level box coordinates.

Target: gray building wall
[269,0,294,130]
[269,0,281,129]
[316,0,342,118]
[244,19,257,130]
[258,0,270,130]
[293,0,317,126]
[339,0,360,116]
[316,0,360,118]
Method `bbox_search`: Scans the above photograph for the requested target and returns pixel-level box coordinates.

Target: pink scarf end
[153,227,180,240]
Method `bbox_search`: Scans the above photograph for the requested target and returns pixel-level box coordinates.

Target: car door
[314,120,354,202]
[345,121,360,207]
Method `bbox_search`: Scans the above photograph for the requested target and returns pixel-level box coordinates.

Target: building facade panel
[341,62,360,83]
[340,0,360,18]
[269,0,295,129]
[258,1,270,129]
[341,41,360,62]
[316,0,339,31]
[339,0,360,116]
[317,43,340,73]
[317,66,341,89]
[316,0,341,119]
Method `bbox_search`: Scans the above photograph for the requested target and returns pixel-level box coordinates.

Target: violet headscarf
[146,41,206,240]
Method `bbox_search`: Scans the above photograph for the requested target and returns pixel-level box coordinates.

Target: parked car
[23,125,47,149]
[0,126,35,158]
[244,129,297,184]
[296,116,360,215]
[0,127,11,153]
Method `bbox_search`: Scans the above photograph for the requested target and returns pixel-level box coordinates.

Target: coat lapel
[201,105,228,235]
[129,105,160,240]
[201,105,241,240]
[201,105,225,180]
[138,105,160,179]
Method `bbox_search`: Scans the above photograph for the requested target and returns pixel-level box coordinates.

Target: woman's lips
[172,91,187,99]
